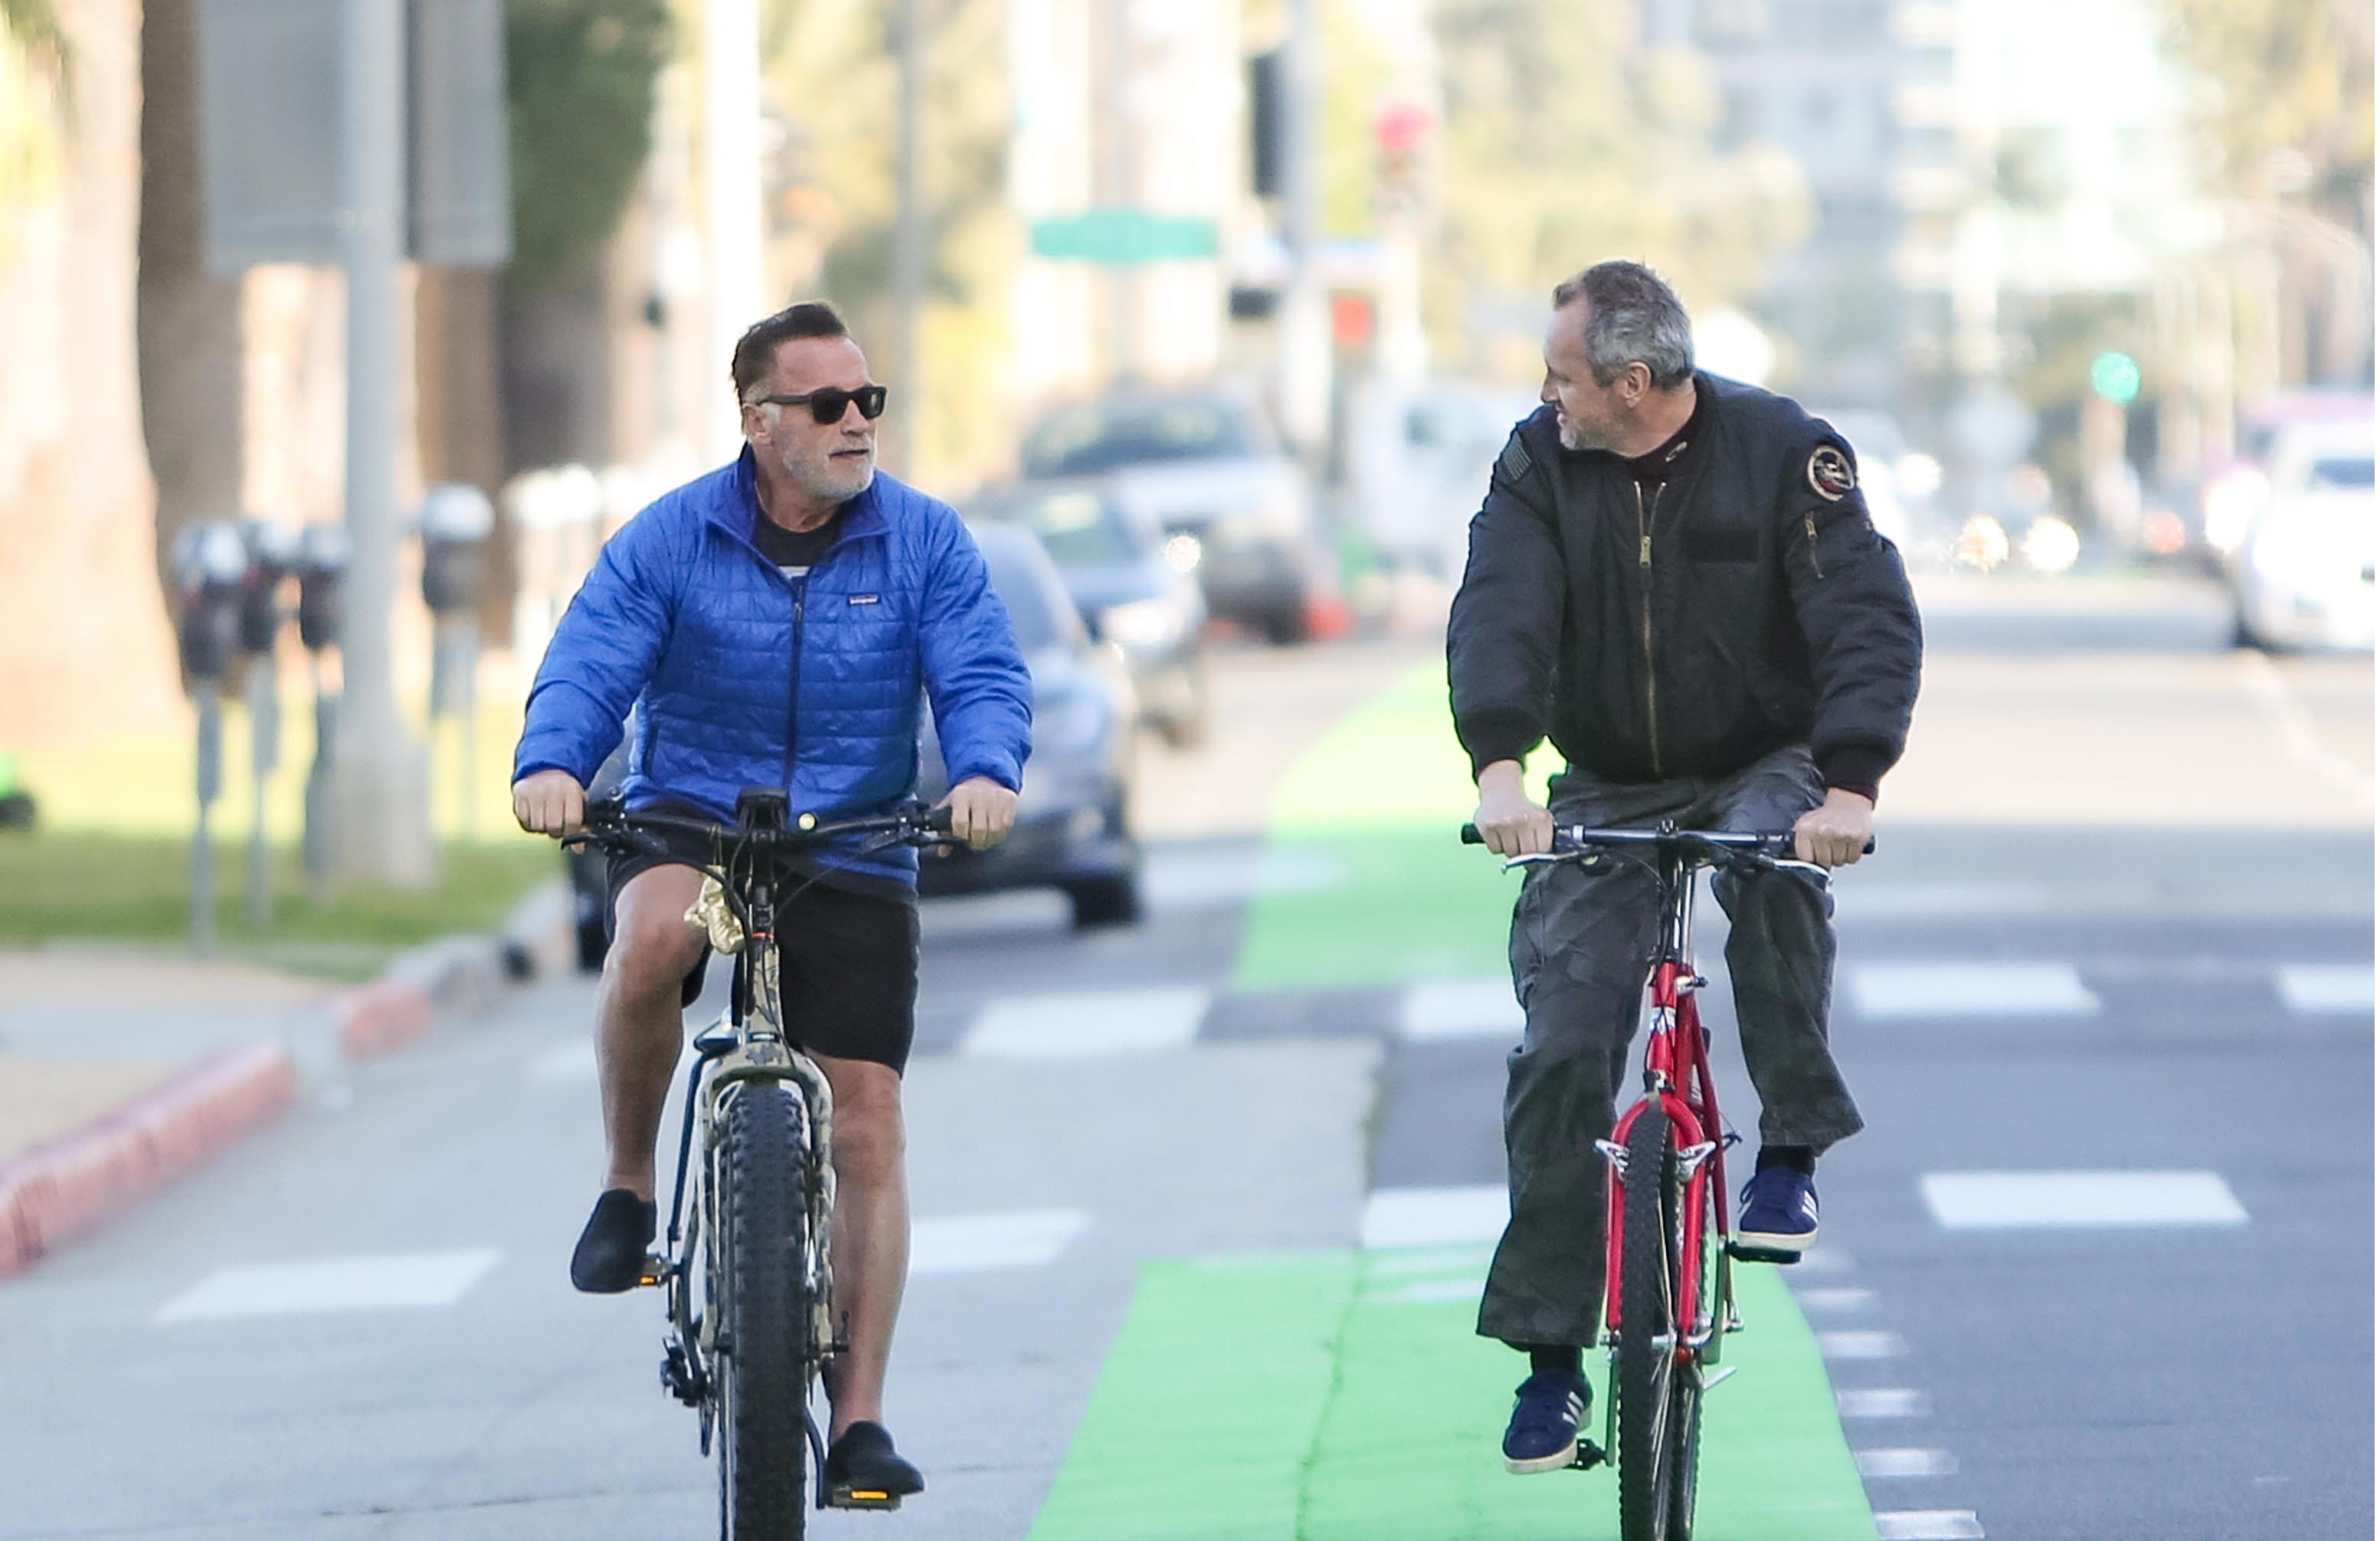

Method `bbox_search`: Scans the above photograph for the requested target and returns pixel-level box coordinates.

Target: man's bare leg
[810,1049,908,1441]
[597,865,708,1199]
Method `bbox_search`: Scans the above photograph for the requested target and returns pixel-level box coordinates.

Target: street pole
[192,691,223,954]
[330,0,434,885]
[1275,0,1330,460]
[704,0,764,460]
[889,0,923,474]
[245,656,279,927]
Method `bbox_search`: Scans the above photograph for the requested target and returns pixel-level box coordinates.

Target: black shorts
[605,819,921,1075]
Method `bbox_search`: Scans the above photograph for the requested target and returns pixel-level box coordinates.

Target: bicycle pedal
[1569,1440,1606,1471]
[823,1486,903,1512]
[1724,1241,1802,1265]
[635,1252,668,1288]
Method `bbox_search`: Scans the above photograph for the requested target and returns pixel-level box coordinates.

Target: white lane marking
[1850,963,2099,1020]
[2238,649,2376,802]
[1838,1388,1932,1419]
[529,1037,696,1085]
[961,986,1210,1058]
[1793,1247,1857,1274]
[156,1250,502,1323]
[1399,978,1523,1042]
[2276,964,2375,1015]
[1922,1170,2248,1229]
[908,1210,1088,1275]
[1875,1511,1986,1539]
[1817,1330,1908,1360]
[1360,1186,1508,1249]
[1858,1448,1957,1478]
[1835,881,2051,920]
[1793,1287,1879,1314]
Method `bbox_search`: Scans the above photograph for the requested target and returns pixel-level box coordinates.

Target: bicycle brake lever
[1502,851,1604,872]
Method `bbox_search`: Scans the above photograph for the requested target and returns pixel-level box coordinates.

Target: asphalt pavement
[0,570,2368,1541]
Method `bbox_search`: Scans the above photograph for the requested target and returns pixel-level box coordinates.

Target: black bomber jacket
[1446,372,1923,799]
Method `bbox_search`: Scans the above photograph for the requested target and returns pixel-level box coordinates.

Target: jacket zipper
[1804,515,1825,581]
[781,573,808,789]
[1637,480,1663,778]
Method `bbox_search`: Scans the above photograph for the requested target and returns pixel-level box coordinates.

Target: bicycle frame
[1596,847,1737,1359]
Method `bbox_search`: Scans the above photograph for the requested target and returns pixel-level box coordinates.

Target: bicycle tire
[1617,1107,1683,1541]
[714,1081,812,1539]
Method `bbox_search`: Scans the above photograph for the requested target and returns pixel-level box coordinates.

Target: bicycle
[568,789,953,1539]
[1462,819,1855,1541]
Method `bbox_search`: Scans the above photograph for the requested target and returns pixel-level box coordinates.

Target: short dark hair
[731,302,851,402]
[1551,261,1694,389]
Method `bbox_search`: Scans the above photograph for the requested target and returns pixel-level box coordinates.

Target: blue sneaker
[1737,1167,1820,1258]
[1501,1369,1590,1474]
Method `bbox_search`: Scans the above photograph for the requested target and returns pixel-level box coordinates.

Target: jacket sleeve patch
[1498,431,1533,483]
[1807,443,1857,501]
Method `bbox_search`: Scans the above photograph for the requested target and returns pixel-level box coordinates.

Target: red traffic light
[1373,103,1433,155]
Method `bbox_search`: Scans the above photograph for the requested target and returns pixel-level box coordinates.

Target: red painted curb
[0,1042,295,1281]
[336,978,434,1060]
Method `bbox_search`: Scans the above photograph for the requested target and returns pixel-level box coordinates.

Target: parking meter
[420,483,496,615]
[237,521,300,655]
[420,483,496,838]
[294,523,350,653]
[172,522,249,686]
[234,522,300,928]
[292,523,350,898]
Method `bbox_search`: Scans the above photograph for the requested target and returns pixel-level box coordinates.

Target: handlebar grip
[922,803,955,835]
[1459,823,1484,845]
[582,796,625,825]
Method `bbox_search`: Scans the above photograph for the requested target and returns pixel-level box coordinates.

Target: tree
[2160,0,2372,234]
[1429,0,1810,374]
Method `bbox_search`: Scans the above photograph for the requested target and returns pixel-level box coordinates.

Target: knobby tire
[715,1082,812,1539]
[1617,1107,1700,1541]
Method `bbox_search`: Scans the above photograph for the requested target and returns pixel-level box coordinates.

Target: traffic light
[2090,351,2141,406]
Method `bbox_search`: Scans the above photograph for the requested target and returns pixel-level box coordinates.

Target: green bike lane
[1026,662,1881,1540]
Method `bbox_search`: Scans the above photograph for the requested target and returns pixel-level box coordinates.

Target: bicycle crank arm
[1702,1365,1739,1392]
[1567,1438,1607,1471]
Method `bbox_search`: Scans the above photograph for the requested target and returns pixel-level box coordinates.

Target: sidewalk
[0,882,571,1280]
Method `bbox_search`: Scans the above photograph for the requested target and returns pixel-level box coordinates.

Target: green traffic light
[2090,351,2142,406]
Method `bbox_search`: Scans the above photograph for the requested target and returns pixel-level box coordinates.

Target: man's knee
[607,875,706,1000]
[828,1067,906,1184]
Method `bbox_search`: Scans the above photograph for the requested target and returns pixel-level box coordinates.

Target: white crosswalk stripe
[1817,1330,1909,1360]
[1793,1287,1879,1314]
[156,1250,503,1323]
[1838,1388,1932,1419]
[1849,962,2100,1020]
[1360,1186,1508,1249]
[961,986,1210,1058]
[1922,1170,2248,1229]
[1874,1511,1985,1539]
[1399,978,1524,1042]
[1858,1448,1957,1477]
[2275,964,2375,1015]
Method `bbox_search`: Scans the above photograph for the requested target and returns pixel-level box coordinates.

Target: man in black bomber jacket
[1449,260,1922,1477]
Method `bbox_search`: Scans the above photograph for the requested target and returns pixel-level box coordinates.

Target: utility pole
[704,0,765,458]
[330,0,434,886]
[889,0,925,475]
[1275,0,1330,460]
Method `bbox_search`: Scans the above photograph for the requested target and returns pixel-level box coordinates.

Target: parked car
[2230,418,2376,653]
[967,478,1209,746]
[1342,377,1540,581]
[918,523,1143,928]
[1020,390,1316,643]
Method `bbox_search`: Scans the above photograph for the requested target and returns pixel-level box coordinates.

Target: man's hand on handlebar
[1792,787,1874,869]
[512,768,587,839]
[938,776,1018,852]
[1471,760,1553,859]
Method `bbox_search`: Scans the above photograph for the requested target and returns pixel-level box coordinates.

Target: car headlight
[1034,691,1109,754]
[1099,597,1182,649]
[1164,532,1203,572]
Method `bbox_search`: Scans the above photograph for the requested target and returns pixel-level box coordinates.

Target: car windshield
[979,490,1142,567]
[2307,456,2375,491]
[1023,399,1258,476]
[977,537,1065,652]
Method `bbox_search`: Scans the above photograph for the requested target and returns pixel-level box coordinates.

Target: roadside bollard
[420,483,495,841]
[294,524,349,901]
[238,521,300,929]
[172,522,250,954]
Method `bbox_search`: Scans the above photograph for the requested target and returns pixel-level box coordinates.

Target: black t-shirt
[751,506,844,575]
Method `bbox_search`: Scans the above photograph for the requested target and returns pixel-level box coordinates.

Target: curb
[0,1042,295,1282]
[0,878,573,1282]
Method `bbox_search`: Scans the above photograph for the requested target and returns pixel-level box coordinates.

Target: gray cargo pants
[1476,744,1864,1350]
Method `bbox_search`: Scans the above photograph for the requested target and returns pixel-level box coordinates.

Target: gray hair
[1551,260,1694,390]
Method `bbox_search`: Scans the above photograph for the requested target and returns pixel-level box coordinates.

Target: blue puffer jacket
[512,450,1033,885]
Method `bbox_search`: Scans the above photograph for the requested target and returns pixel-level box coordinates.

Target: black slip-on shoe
[824,1421,925,1507]
[569,1189,656,1294]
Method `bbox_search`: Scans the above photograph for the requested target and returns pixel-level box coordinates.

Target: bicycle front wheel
[1616,1107,1701,1541]
[713,1081,814,1538]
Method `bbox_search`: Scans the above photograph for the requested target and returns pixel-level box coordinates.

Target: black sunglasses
[752,384,889,424]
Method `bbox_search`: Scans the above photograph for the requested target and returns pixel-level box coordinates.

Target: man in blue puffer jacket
[511,301,1030,1501]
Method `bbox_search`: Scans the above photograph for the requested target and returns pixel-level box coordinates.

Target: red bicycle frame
[1603,959,1731,1346]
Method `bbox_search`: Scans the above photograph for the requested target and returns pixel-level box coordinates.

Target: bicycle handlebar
[568,797,954,855]
[1458,823,1874,859]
